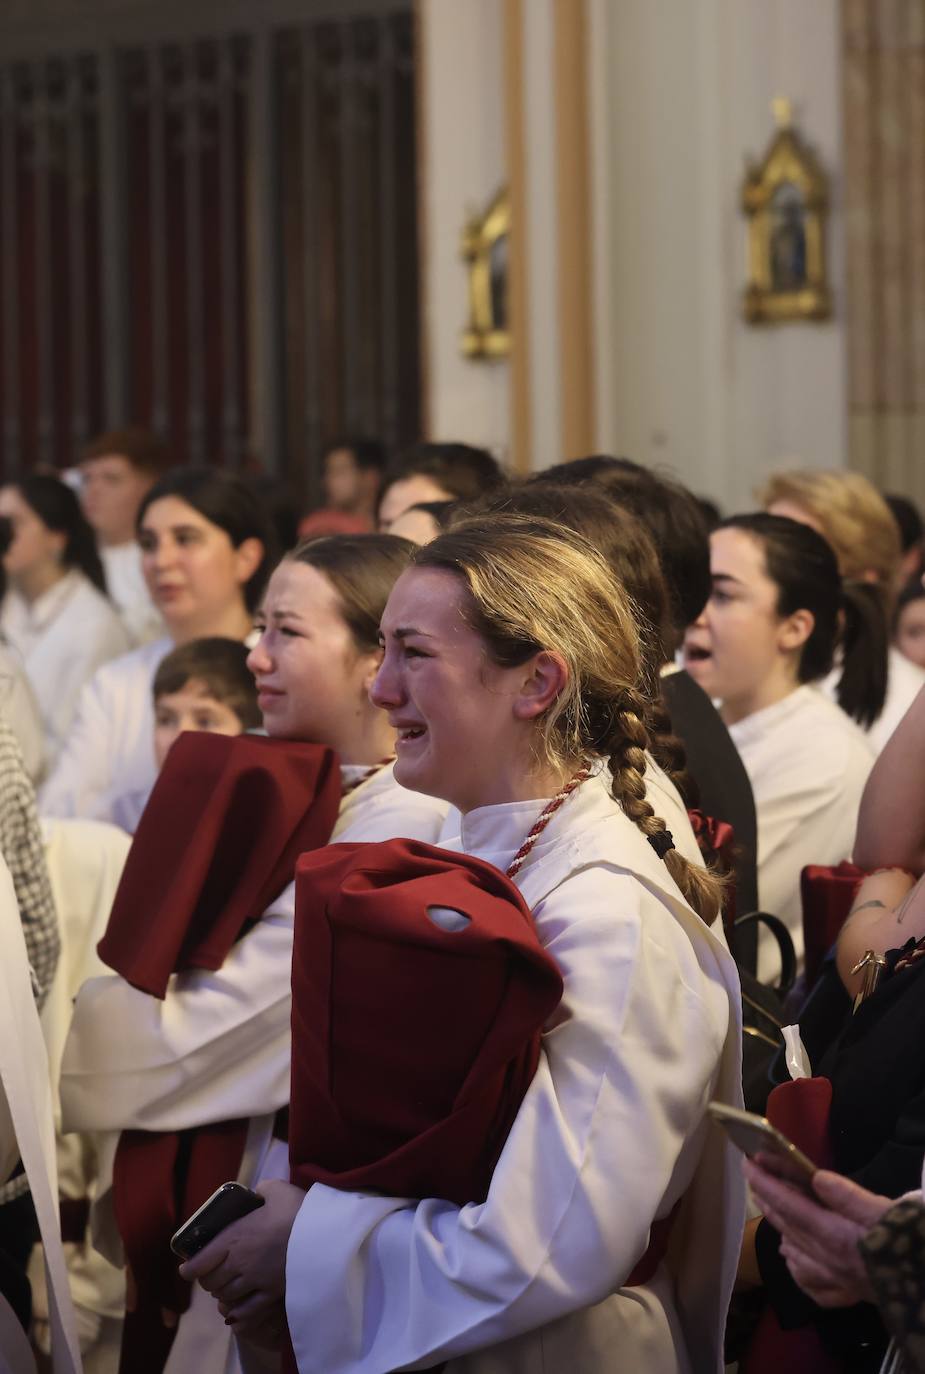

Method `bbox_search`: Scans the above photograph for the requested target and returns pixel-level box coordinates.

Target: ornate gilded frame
[742,101,832,324]
[460,187,510,359]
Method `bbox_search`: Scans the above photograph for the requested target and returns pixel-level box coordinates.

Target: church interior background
[0,0,919,513]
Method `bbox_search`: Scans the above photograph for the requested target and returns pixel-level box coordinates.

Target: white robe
[0,643,46,785]
[1,572,130,766]
[280,765,745,1374]
[728,684,874,980]
[59,764,449,1374]
[39,637,170,820]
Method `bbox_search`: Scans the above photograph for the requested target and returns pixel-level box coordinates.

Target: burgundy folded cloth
[101,732,341,1374]
[742,1076,837,1374]
[98,731,341,996]
[280,839,564,1373]
[288,838,564,1203]
[800,861,867,991]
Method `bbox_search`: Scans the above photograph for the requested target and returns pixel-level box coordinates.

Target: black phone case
[170,1183,264,1259]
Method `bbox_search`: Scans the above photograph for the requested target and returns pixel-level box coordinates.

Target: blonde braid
[608,689,725,927]
[645,693,699,811]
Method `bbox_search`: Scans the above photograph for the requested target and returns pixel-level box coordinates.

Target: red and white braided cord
[506,766,591,879]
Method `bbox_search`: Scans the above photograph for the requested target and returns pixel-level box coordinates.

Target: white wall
[589,0,847,510]
[419,0,510,460]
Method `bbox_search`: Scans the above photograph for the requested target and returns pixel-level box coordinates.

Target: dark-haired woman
[0,476,130,764]
[683,514,874,977]
[40,468,275,819]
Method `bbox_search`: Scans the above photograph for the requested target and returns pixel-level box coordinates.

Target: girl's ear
[360,646,385,695]
[512,650,569,721]
[233,537,264,587]
[778,607,815,654]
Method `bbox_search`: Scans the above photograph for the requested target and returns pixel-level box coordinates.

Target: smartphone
[170,1182,265,1260]
[707,1101,818,1191]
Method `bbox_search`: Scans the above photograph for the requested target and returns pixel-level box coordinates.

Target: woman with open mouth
[683,512,875,979]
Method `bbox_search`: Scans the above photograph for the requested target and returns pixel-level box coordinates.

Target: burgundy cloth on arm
[282,839,564,1374]
[288,838,564,1203]
[98,731,341,995]
[100,732,341,1374]
[801,861,867,991]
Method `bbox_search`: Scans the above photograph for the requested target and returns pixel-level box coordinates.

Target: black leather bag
[732,910,797,1114]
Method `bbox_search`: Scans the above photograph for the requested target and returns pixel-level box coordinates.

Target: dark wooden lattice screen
[0,2,420,503]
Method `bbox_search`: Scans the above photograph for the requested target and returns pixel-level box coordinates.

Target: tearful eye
[425,906,471,933]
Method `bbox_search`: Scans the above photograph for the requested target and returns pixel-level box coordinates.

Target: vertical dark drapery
[0,5,419,503]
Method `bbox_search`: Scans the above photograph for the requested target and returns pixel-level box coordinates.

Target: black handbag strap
[732,909,798,999]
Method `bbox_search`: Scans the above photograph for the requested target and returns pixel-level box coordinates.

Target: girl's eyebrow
[390,626,435,639]
[265,606,308,622]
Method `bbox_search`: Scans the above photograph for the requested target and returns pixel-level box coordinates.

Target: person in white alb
[59,534,448,1374]
[181,515,744,1374]
[77,427,177,647]
[40,467,276,821]
[761,468,925,753]
[684,513,874,978]
[0,475,130,766]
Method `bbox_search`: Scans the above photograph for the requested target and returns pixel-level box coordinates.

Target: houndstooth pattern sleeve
[0,715,59,1007]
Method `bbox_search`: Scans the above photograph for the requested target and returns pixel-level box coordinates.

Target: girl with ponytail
[683,512,874,976]
[186,514,743,1374]
[761,467,924,751]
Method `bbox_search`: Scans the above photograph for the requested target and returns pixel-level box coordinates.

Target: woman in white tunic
[39,468,275,820]
[184,515,744,1374]
[684,513,874,979]
[59,533,448,1374]
[0,474,130,764]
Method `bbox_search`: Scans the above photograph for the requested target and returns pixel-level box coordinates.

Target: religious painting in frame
[742,100,832,324]
[460,187,510,359]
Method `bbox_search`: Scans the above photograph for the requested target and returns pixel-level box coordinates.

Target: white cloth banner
[0,854,81,1373]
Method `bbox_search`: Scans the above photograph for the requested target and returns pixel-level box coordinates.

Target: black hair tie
[648,830,675,861]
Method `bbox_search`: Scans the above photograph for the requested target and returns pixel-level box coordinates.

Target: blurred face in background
[387,506,443,546]
[895,592,925,670]
[80,454,154,547]
[138,495,262,639]
[379,475,452,531]
[323,447,380,517]
[0,485,65,586]
[153,678,244,768]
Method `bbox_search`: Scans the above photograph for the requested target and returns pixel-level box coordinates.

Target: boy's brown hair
[152,637,261,730]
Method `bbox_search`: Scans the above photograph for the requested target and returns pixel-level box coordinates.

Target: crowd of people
[1,429,925,1373]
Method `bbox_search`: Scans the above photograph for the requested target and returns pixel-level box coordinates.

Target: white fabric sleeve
[283,868,729,1373]
[59,886,296,1134]
[39,674,113,820]
[44,615,130,764]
